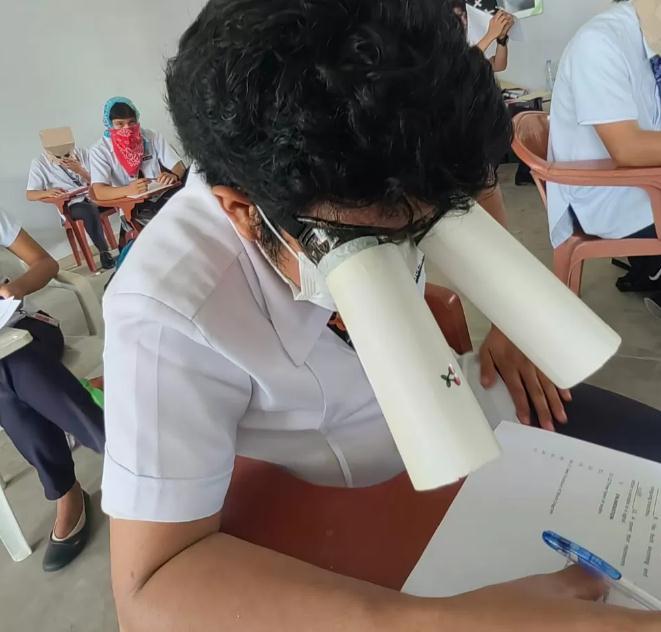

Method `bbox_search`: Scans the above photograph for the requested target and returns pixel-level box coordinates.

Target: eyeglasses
[279,208,444,264]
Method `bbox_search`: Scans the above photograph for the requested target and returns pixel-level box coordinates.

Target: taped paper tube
[320,240,501,491]
[420,204,621,389]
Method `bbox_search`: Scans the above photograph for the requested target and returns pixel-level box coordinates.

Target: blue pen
[542,531,661,611]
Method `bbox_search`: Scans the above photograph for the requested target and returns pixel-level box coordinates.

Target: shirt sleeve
[26,160,47,191]
[101,293,251,523]
[77,147,91,172]
[152,131,182,172]
[0,209,22,248]
[89,145,113,185]
[570,30,639,126]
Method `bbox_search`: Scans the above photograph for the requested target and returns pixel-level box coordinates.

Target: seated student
[26,129,115,270]
[549,0,661,293]
[102,1,661,629]
[89,97,186,227]
[451,0,514,72]
[0,208,104,572]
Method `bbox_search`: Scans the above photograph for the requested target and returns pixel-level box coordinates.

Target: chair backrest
[221,284,471,589]
[512,111,550,163]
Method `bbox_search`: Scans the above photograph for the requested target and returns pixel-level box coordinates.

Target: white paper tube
[420,204,621,388]
[320,240,501,491]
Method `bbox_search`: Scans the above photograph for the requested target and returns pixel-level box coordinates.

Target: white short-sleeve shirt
[89,129,181,187]
[26,148,90,205]
[101,171,515,524]
[548,1,661,247]
[0,208,21,249]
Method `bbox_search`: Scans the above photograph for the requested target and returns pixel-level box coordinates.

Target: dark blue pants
[69,201,110,254]
[626,224,661,280]
[0,318,104,500]
[534,383,661,463]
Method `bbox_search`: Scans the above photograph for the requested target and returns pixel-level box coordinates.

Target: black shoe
[514,169,535,186]
[615,271,661,293]
[42,491,91,573]
[100,251,116,270]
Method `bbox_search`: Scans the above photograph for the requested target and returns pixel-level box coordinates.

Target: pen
[542,531,661,611]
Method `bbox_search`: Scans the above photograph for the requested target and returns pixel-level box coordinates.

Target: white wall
[500,0,612,89]
[1,0,206,259]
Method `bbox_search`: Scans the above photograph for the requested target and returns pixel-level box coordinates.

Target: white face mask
[255,205,427,312]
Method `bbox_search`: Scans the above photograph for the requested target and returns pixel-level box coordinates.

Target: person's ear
[211,186,259,241]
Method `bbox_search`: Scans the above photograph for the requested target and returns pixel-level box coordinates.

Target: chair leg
[71,220,97,273]
[568,259,585,296]
[553,242,574,286]
[65,227,82,267]
[101,215,119,250]
[0,486,32,562]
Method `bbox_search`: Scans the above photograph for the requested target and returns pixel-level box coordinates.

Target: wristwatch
[497,35,509,46]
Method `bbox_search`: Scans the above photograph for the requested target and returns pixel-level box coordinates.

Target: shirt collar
[188,167,332,366]
[240,238,332,366]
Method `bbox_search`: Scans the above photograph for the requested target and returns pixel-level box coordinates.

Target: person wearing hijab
[88,97,185,226]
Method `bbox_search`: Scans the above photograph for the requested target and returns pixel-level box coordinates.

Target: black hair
[109,102,137,121]
[166,0,511,250]
[449,0,467,12]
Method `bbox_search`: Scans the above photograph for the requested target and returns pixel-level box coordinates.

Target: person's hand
[156,172,178,186]
[42,188,66,199]
[486,10,511,41]
[0,283,21,300]
[126,178,150,197]
[452,566,661,631]
[61,157,85,175]
[479,326,572,431]
[498,11,515,37]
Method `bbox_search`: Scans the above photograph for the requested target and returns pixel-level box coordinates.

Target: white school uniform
[89,129,181,187]
[548,1,661,247]
[26,148,89,205]
[101,170,516,524]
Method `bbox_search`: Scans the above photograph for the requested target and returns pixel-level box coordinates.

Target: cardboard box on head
[39,127,75,162]
[634,0,661,55]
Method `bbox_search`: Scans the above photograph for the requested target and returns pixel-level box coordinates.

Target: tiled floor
[0,164,660,631]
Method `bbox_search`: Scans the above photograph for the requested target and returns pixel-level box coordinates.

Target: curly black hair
[166,0,511,239]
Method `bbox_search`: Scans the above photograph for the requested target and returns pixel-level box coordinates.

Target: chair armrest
[50,271,104,337]
[543,159,661,188]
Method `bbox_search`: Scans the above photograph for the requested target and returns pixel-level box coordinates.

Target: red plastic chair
[221,284,472,589]
[43,193,118,273]
[511,111,661,295]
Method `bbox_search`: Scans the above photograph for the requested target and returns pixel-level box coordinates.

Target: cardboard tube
[321,240,501,491]
[420,204,621,388]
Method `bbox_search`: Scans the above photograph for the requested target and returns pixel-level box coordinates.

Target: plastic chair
[511,111,661,295]
[221,284,472,589]
[0,266,104,562]
[43,193,118,273]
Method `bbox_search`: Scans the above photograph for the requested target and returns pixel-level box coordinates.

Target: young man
[101,0,661,629]
[549,0,661,293]
[89,97,186,226]
[26,129,115,269]
[0,207,104,571]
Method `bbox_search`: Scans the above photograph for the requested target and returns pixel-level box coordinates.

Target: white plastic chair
[0,262,104,562]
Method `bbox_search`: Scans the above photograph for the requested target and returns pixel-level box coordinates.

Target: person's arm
[475,186,571,429]
[490,40,508,73]
[111,514,660,632]
[153,131,186,185]
[61,156,91,184]
[26,189,66,202]
[91,180,149,201]
[0,229,58,299]
[595,121,661,168]
[476,11,509,55]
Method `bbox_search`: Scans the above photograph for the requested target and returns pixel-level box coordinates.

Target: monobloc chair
[511,111,661,295]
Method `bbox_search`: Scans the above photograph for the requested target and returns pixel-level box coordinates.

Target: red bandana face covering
[110,124,144,177]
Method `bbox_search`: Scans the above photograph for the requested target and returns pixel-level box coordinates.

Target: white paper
[404,423,661,609]
[127,181,172,199]
[420,205,621,388]
[467,4,524,44]
[322,241,501,491]
[0,299,21,330]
